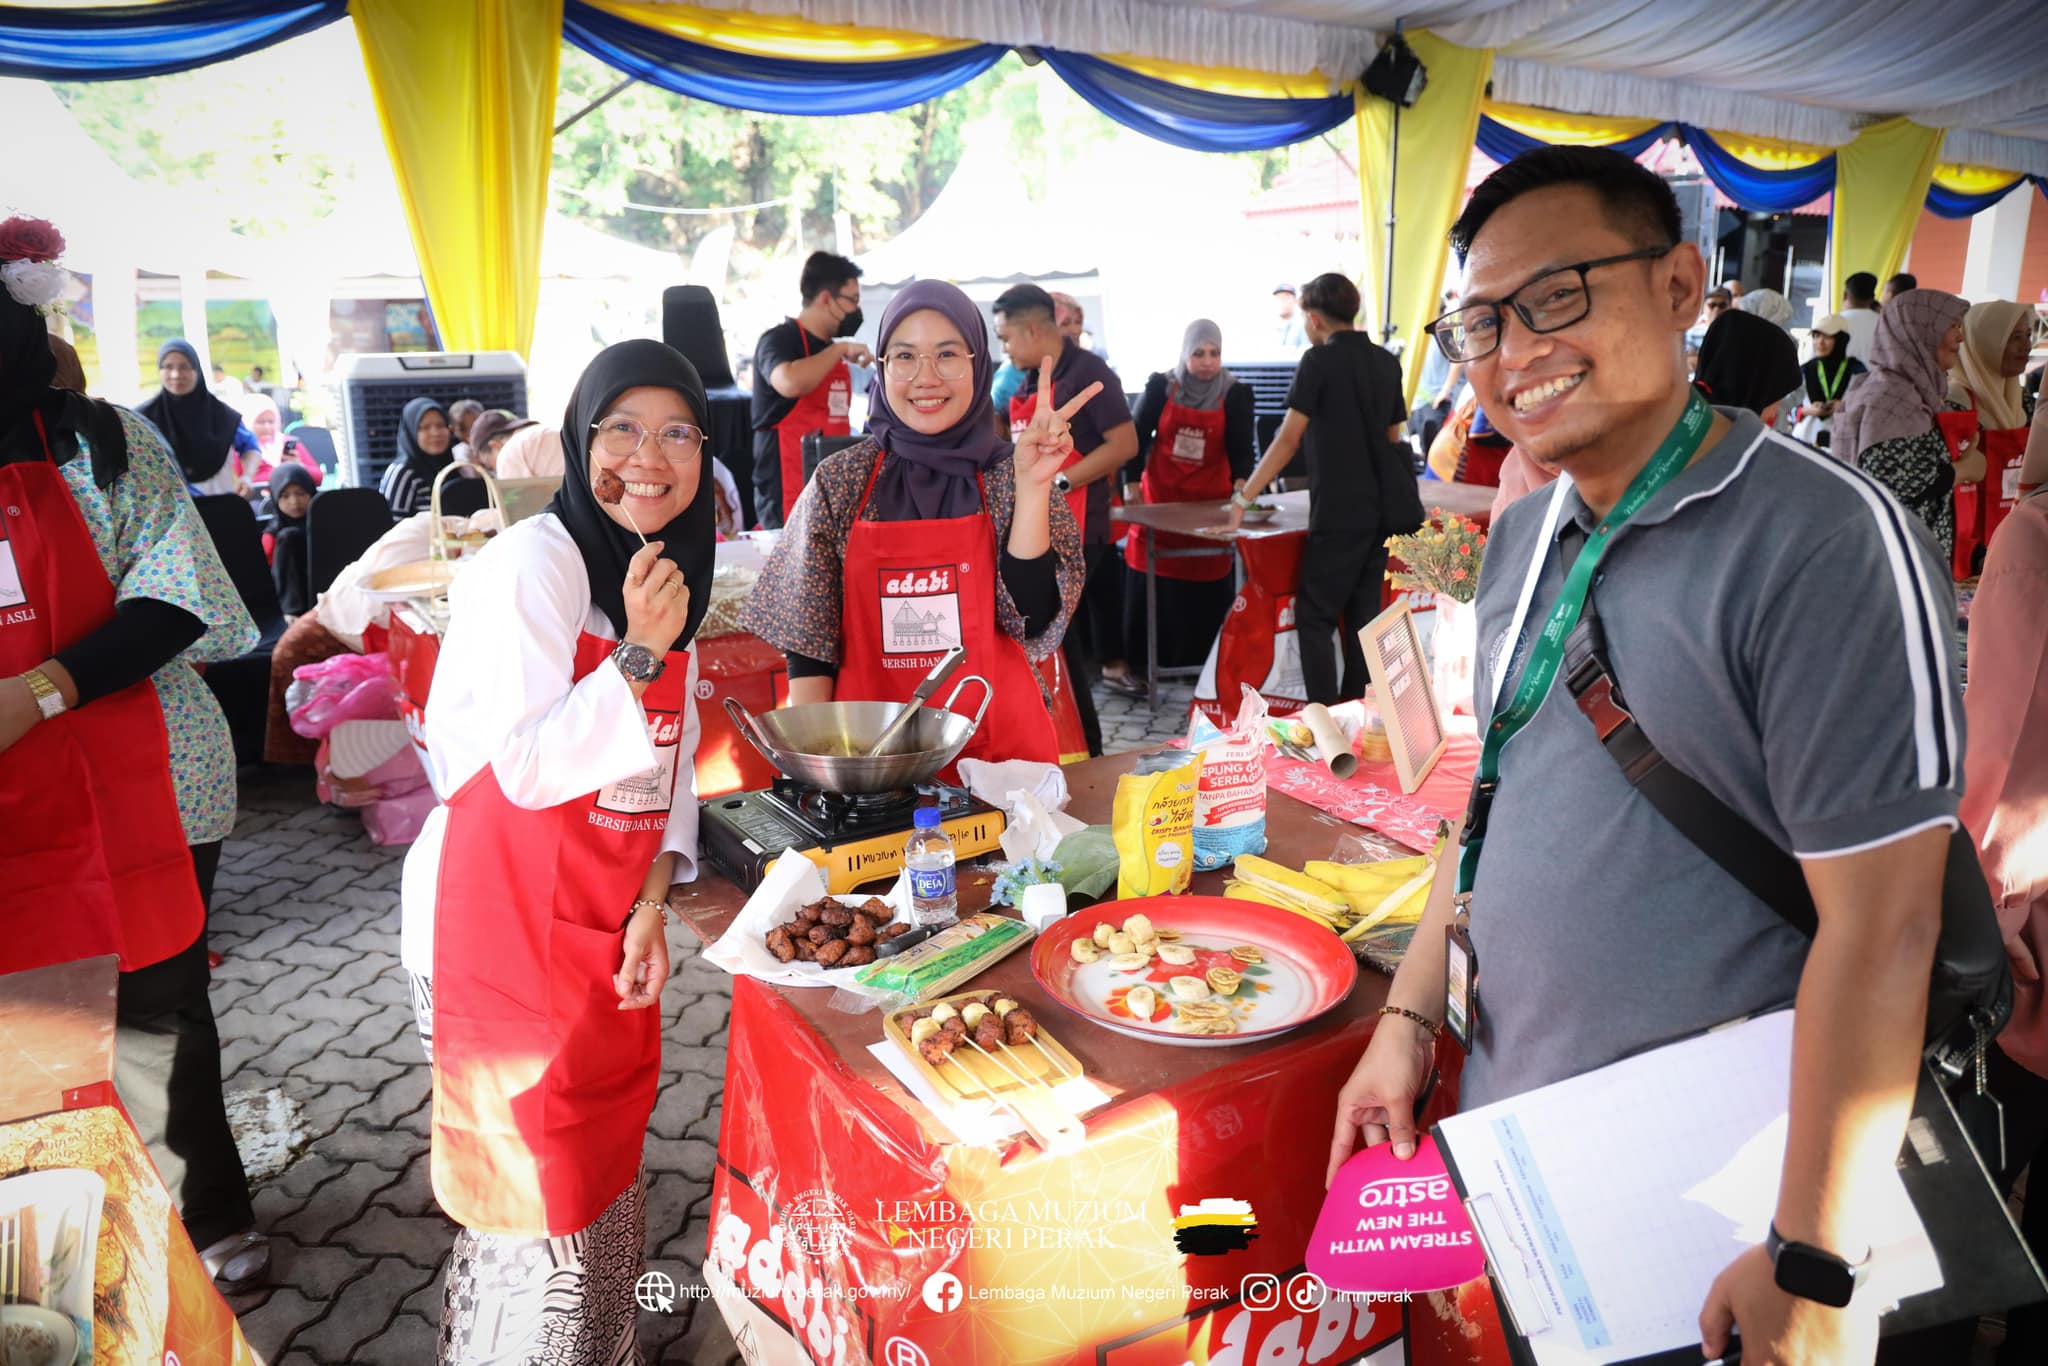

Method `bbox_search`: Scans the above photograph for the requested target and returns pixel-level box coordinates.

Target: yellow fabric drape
[1697,128,1832,170]
[354,0,562,357]
[583,0,977,59]
[1357,32,1494,404]
[1829,117,1943,307]
[1932,162,2026,195]
[1482,100,1659,147]
[1100,53,1349,100]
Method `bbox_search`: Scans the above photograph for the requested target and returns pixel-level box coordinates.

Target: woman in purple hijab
[740,280,1088,766]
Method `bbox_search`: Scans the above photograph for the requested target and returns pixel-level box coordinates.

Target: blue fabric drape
[1474,114,1669,166]
[1038,49,1354,153]
[562,0,1002,116]
[1925,174,2046,219]
[0,0,344,80]
[1677,125,1837,214]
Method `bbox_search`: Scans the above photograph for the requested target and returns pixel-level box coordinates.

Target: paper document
[1435,1011,1941,1365]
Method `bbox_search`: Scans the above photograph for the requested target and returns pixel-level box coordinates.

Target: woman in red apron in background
[1946,299,2037,578]
[1118,319,1255,684]
[2,217,273,1289]
[405,341,714,1363]
[742,280,1089,772]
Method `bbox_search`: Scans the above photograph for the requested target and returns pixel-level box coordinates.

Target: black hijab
[1692,310,1802,418]
[0,290,127,487]
[261,461,318,532]
[864,279,1011,520]
[543,340,714,653]
[136,338,243,483]
[395,395,454,484]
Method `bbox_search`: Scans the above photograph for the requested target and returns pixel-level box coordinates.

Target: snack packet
[1112,750,1201,899]
[851,913,1033,1003]
[1188,685,1268,870]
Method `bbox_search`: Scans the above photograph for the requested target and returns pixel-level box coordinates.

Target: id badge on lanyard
[1445,391,1713,1052]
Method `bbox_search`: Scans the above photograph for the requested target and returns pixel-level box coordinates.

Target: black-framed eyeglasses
[832,290,861,311]
[590,416,706,462]
[1426,246,1676,362]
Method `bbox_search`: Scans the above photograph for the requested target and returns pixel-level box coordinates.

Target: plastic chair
[802,432,866,484]
[435,476,493,518]
[308,487,395,596]
[191,494,286,764]
[662,285,738,389]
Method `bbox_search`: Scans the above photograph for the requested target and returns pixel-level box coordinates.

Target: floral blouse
[60,410,259,844]
[739,438,1085,666]
[1859,426,1956,559]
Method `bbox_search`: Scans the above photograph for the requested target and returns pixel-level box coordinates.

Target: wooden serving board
[883,991,1087,1152]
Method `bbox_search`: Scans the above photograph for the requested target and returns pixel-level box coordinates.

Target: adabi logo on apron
[0,531,27,614]
[595,709,683,820]
[828,376,851,421]
[1170,426,1208,465]
[878,564,963,669]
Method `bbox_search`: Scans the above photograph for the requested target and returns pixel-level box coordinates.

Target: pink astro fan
[1306,1136,1485,1294]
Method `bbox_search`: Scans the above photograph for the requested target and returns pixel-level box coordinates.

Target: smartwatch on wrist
[1766,1223,1870,1308]
[610,641,665,684]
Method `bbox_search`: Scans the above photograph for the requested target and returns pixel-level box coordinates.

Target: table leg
[1145,527,1159,715]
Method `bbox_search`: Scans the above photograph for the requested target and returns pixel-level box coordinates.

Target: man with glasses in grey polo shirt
[1326,148,1961,1366]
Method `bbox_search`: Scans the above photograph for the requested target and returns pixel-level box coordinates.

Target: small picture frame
[1359,601,1447,794]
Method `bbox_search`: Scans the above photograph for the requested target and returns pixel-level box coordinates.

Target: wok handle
[723,696,780,768]
[941,674,995,744]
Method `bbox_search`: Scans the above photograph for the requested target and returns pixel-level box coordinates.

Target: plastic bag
[287,652,399,739]
[1188,685,1269,870]
[362,786,438,846]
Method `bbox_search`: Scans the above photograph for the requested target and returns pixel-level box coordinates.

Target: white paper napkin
[866,1041,1110,1146]
[701,855,910,992]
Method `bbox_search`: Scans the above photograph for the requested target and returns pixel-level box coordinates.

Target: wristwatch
[1765,1223,1871,1308]
[21,667,65,720]
[610,641,666,684]
[1052,472,1073,495]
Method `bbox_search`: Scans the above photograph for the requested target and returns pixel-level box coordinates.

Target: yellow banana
[1304,857,1430,894]
[1223,881,1346,929]
[1340,865,1436,938]
[1231,855,1350,918]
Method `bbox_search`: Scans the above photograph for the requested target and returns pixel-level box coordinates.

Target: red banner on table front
[697,976,1526,1365]
[695,631,788,797]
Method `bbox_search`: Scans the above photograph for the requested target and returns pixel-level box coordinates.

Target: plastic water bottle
[905,806,958,928]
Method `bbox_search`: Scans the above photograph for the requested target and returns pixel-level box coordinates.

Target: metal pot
[724,677,993,794]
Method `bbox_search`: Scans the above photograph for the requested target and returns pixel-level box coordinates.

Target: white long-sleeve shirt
[399,513,701,977]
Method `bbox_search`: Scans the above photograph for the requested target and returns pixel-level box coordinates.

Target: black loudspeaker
[662,285,738,389]
[1362,35,1427,107]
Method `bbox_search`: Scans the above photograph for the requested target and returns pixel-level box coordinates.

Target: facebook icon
[920,1271,965,1313]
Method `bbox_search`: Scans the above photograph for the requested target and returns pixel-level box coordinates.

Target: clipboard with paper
[1431,1010,2045,1366]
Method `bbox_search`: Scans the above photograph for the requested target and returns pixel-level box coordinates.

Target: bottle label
[908,864,954,902]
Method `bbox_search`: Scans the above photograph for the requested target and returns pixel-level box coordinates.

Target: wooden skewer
[1000,1034,1074,1083]
[958,1035,1038,1092]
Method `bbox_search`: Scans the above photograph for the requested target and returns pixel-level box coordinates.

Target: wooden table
[1112,482,1499,713]
[671,751,1505,1365]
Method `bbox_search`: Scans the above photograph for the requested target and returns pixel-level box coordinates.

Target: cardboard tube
[1301,703,1358,779]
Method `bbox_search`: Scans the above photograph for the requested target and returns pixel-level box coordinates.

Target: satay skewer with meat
[591,467,648,546]
[990,997,1072,1080]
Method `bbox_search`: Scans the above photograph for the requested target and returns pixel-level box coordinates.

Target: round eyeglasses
[590,417,705,462]
[1427,246,1676,363]
[883,347,975,383]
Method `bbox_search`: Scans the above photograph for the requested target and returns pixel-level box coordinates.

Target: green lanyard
[1815,358,1848,402]
[1456,390,1714,898]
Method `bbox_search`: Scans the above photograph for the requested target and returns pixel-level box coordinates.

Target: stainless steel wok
[724,676,993,794]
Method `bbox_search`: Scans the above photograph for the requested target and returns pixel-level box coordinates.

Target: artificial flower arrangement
[0,216,72,315]
[1386,512,1486,604]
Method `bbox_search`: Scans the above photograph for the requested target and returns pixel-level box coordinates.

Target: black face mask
[836,305,865,339]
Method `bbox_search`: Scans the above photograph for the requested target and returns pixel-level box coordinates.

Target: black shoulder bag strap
[1560,592,2011,1112]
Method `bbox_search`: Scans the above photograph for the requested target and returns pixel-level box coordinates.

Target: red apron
[836,455,1059,775]
[1121,385,1232,581]
[430,634,690,1236]
[1947,394,2027,579]
[1009,389,1090,538]
[0,418,201,975]
[774,326,851,522]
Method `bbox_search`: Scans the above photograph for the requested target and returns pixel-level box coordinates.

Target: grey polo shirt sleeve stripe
[1752,430,1962,857]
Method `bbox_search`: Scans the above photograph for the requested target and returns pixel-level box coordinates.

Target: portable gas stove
[701,775,1005,894]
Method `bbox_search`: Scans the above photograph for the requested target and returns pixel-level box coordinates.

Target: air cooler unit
[332,352,528,489]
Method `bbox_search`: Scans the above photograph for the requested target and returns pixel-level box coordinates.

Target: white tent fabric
[701,2,2048,173]
[853,138,1099,284]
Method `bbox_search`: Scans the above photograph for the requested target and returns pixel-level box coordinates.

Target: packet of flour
[1187,685,1269,871]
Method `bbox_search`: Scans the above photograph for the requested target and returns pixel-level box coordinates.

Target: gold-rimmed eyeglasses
[590,416,706,462]
[883,347,975,383]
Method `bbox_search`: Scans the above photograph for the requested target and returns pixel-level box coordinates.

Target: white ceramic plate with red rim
[1030,895,1358,1047]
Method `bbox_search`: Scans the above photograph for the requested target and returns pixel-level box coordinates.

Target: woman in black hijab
[401,340,715,1362]
[1692,308,1803,425]
[136,338,254,495]
[377,395,454,518]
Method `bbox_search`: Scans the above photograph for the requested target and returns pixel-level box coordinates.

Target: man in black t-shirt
[1225,273,1409,704]
[751,251,873,528]
[993,283,1135,754]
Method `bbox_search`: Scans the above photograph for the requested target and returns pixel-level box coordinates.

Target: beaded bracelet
[1377,1005,1441,1037]
[631,898,672,925]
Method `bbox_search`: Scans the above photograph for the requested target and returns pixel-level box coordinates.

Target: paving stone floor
[206,682,1190,1364]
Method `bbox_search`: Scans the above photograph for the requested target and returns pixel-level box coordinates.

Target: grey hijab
[1170,319,1234,411]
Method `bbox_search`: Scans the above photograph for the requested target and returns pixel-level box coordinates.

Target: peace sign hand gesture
[1013,355,1103,494]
